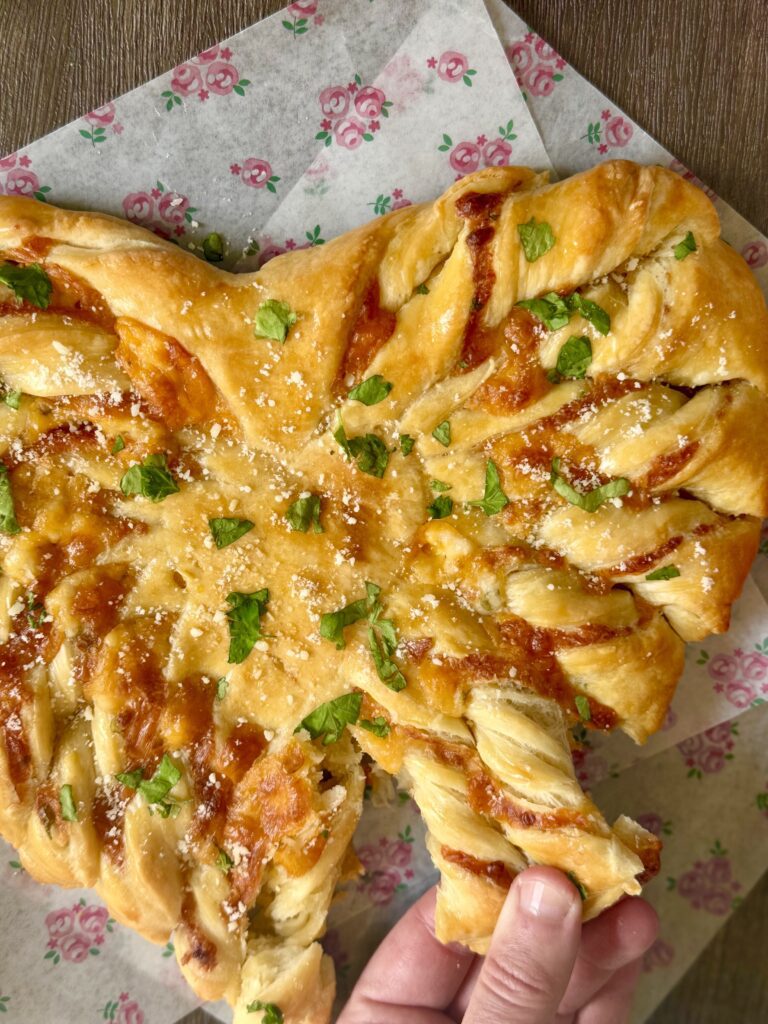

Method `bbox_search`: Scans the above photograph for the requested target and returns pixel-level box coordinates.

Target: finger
[463,867,582,1024]
[557,898,658,1015]
[576,961,643,1024]
[338,885,475,1023]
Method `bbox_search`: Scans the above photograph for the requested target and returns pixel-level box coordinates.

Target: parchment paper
[1,3,767,1022]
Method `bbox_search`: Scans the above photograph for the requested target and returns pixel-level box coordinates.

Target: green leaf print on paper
[582,122,602,145]
[79,126,107,146]
[369,193,392,215]
[438,133,453,152]
[283,16,310,36]
[305,224,325,246]
[0,995,9,1013]
[161,90,183,112]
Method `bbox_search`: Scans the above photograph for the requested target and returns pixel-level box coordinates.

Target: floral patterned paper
[2,1,768,1022]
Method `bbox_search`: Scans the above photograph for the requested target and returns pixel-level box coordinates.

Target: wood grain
[1,2,767,1022]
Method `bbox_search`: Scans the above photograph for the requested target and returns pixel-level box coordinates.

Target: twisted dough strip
[0,161,765,1022]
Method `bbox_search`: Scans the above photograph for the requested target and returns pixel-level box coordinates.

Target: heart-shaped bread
[0,161,766,1023]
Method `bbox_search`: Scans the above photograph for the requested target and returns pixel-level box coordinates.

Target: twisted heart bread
[0,161,766,1023]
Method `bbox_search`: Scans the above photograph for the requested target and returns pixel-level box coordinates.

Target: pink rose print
[257,240,288,266]
[5,168,39,197]
[604,115,633,147]
[571,745,610,789]
[703,644,768,709]
[322,929,350,975]
[678,720,737,778]
[102,992,145,1024]
[378,55,424,113]
[157,191,190,224]
[356,826,415,906]
[123,191,155,223]
[170,63,202,97]
[635,813,672,838]
[668,159,718,201]
[525,64,557,97]
[334,116,367,150]
[163,53,250,109]
[289,0,318,13]
[84,103,116,126]
[0,153,17,170]
[319,85,350,118]
[642,938,675,973]
[449,141,481,175]
[354,85,386,119]
[483,138,513,166]
[316,73,392,147]
[238,157,280,193]
[742,240,768,269]
[44,899,114,965]
[506,33,565,94]
[671,841,741,915]
[282,2,322,37]
[435,51,477,87]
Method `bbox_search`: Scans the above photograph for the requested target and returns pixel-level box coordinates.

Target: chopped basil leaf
[567,293,611,335]
[115,768,144,790]
[334,418,390,477]
[254,299,297,343]
[673,231,697,260]
[0,262,52,309]
[297,692,362,746]
[3,390,21,410]
[246,1002,284,1024]
[286,493,323,533]
[432,420,451,447]
[428,494,453,519]
[359,716,391,738]
[120,452,179,502]
[574,695,591,721]
[27,593,45,628]
[517,292,570,331]
[415,283,430,295]
[466,459,509,517]
[215,848,233,873]
[226,589,270,663]
[645,565,681,581]
[548,335,592,383]
[550,457,630,513]
[320,828,330,839]
[348,374,393,406]
[368,624,407,691]
[430,479,451,492]
[215,677,229,701]
[59,784,77,822]
[111,435,125,454]
[320,583,379,649]
[202,232,225,263]
[209,517,255,549]
[0,463,20,535]
[116,754,182,817]
[517,218,555,263]
[566,871,588,901]
[399,433,415,456]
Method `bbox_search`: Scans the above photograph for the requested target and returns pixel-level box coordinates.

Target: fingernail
[517,876,575,922]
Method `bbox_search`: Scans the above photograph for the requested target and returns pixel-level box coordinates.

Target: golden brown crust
[0,161,766,1022]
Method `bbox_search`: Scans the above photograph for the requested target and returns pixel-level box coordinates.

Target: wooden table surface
[1,2,767,1022]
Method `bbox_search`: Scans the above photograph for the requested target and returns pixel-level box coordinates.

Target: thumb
[464,867,582,1024]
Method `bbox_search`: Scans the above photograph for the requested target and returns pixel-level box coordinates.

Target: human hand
[338,867,658,1023]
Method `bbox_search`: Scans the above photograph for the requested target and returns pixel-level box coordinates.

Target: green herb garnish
[550,457,629,513]
[120,453,179,502]
[466,459,509,517]
[226,589,270,663]
[645,565,681,581]
[209,517,255,549]
[517,292,570,331]
[297,692,362,746]
[359,716,391,738]
[567,293,611,335]
[3,390,21,410]
[215,848,234,873]
[116,754,182,818]
[286,494,323,533]
[428,495,453,519]
[673,231,697,260]
[430,479,451,491]
[246,1002,284,1024]
[517,218,556,262]
[347,374,393,406]
[215,677,228,701]
[0,463,20,535]
[59,784,77,822]
[547,335,592,384]
[202,232,225,263]
[566,871,588,901]
[320,582,380,649]
[574,695,591,721]
[255,299,297,343]
[399,434,415,456]
[111,435,125,454]
[0,262,52,309]
[333,418,389,477]
[432,420,451,447]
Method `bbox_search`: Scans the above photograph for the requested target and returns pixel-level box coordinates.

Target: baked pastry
[0,160,765,1023]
